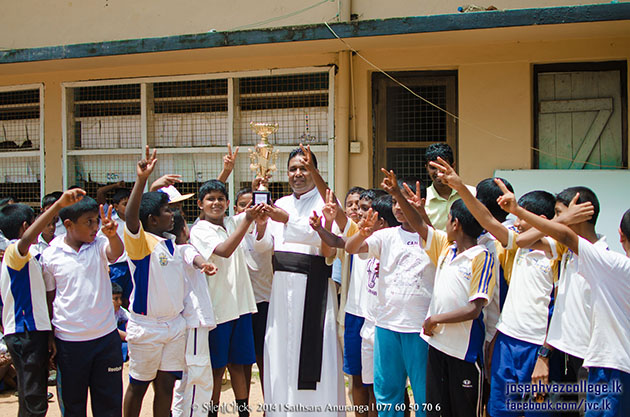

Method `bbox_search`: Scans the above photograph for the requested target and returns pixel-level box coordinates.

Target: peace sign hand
[401,181,426,211]
[380,168,402,197]
[137,146,157,179]
[99,204,118,238]
[299,143,316,172]
[357,208,378,237]
[223,144,239,173]
[322,189,338,224]
[429,157,463,190]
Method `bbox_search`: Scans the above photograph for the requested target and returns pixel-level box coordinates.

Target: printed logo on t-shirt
[159,253,169,266]
[458,265,472,281]
[462,379,473,388]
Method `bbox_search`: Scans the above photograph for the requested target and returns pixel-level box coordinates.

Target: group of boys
[0,140,629,417]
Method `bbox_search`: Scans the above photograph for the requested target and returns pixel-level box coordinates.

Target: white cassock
[255,186,345,417]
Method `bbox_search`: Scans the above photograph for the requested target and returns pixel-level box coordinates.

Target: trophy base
[253,190,272,205]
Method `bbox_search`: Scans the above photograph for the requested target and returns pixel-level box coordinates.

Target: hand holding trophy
[249,122,280,205]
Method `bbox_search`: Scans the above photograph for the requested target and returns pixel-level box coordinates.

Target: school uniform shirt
[478,219,516,343]
[546,235,608,359]
[344,221,370,318]
[425,184,477,232]
[189,215,257,325]
[243,229,273,304]
[577,238,630,374]
[421,227,495,362]
[179,244,217,330]
[1,242,52,334]
[124,223,188,320]
[495,231,558,346]
[32,234,52,256]
[42,235,117,341]
[360,225,435,333]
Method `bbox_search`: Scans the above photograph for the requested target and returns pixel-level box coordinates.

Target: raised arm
[430,157,509,246]
[126,146,158,234]
[300,144,347,231]
[149,174,182,192]
[18,189,86,256]
[96,181,124,205]
[496,180,593,255]
[212,204,264,258]
[217,144,239,183]
[381,168,429,241]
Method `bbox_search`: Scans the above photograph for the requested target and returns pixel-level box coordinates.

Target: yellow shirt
[425,184,476,232]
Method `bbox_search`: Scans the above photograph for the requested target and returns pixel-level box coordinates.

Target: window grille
[63,68,334,217]
[0,87,43,209]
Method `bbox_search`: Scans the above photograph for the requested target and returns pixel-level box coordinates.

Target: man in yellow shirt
[424,143,476,231]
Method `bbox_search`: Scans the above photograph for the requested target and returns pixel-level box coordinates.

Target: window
[0,85,44,208]
[373,72,457,187]
[63,68,334,215]
[534,61,628,169]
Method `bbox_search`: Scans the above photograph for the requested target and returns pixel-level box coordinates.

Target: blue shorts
[343,313,364,376]
[110,261,133,301]
[586,367,630,417]
[488,332,540,417]
[209,314,256,369]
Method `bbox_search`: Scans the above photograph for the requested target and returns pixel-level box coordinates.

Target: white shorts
[127,314,186,382]
[360,319,375,384]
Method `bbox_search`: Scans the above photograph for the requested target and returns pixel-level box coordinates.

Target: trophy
[249,122,280,205]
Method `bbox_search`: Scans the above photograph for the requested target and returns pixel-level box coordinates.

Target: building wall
[2,0,625,49]
[0,22,628,196]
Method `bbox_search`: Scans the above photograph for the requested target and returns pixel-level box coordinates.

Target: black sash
[272,251,332,390]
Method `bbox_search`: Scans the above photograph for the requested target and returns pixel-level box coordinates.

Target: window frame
[61,67,335,212]
[0,83,45,208]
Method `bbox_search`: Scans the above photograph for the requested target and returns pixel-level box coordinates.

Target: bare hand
[309,210,323,231]
[357,208,378,237]
[223,144,239,173]
[560,192,594,225]
[531,357,550,385]
[428,157,464,190]
[200,262,218,276]
[252,175,269,191]
[423,316,437,336]
[137,146,158,179]
[495,178,518,214]
[245,203,264,222]
[322,189,338,224]
[150,174,182,191]
[299,143,316,172]
[57,188,87,208]
[262,204,289,224]
[380,168,402,196]
[401,181,426,212]
[99,204,118,237]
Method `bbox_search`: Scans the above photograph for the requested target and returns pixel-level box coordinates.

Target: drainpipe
[335,50,351,201]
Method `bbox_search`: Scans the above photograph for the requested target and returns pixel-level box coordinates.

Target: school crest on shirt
[159,253,169,266]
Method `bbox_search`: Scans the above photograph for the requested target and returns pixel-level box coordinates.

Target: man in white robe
[255,148,345,416]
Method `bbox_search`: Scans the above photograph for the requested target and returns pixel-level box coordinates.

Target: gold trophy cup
[249,122,279,204]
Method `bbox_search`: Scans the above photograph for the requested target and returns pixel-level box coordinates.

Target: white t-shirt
[243,230,273,304]
[362,258,380,324]
[189,215,257,325]
[42,235,117,341]
[344,255,370,318]
[577,238,630,374]
[180,244,217,330]
[496,232,558,345]
[360,226,435,333]
[546,235,607,359]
